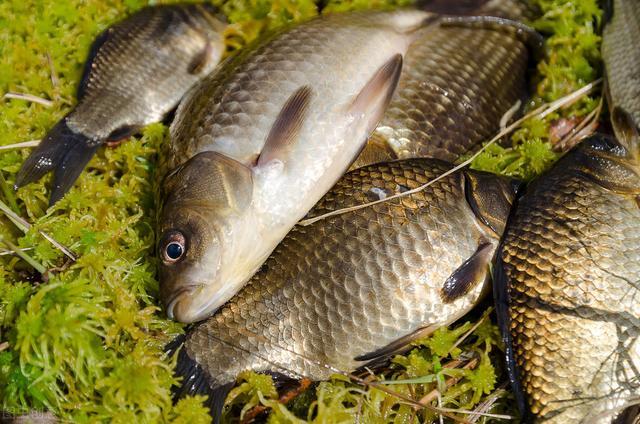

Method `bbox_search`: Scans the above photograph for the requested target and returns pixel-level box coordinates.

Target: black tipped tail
[14,117,99,206]
[167,335,234,424]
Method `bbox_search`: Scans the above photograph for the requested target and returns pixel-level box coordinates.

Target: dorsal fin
[440,15,544,61]
[257,86,313,167]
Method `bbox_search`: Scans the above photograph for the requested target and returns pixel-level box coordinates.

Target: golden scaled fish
[350,6,541,169]
[14,4,227,205]
[494,0,640,421]
[494,131,640,423]
[168,158,518,421]
[157,10,432,324]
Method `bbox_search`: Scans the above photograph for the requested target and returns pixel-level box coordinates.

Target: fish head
[158,151,253,323]
[463,170,521,237]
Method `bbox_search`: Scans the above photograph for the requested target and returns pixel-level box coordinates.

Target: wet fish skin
[170,158,517,418]
[494,134,640,423]
[349,8,533,169]
[15,3,227,205]
[158,10,430,324]
[602,0,640,135]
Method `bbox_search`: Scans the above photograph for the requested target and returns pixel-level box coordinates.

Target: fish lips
[164,284,203,322]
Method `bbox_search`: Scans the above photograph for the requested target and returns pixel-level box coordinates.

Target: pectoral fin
[440,242,494,303]
[188,41,215,75]
[257,86,313,167]
[354,324,438,362]
[347,54,403,137]
[610,106,640,156]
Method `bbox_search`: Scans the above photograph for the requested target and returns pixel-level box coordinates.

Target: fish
[494,132,640,423]
[602,0,640,138]
[14,3,227,205]
[494,1,640,419]
[157,10,433,323]
[493,0,640,421]
[169,158,518,420]
[349,4,540,169]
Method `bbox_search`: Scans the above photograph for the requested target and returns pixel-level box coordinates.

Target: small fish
[494,2,640,420]
[169,158,518,420]
[15,4,227,205]
[157,10,432,323]
[349,4,540,169]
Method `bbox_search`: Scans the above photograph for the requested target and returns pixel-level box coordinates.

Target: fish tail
[167,335,233,424]
[14,116,99,206]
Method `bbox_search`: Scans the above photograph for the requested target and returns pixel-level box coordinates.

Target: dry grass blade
[298,79,602,227]
[0,247,34,256]
[0,199,77,261]
[46,52,59,88]
[552,97,604,152]
[3,92,53,107]
[467,385,509,423]
[0,140,40,151]
[418,358,479,405]
[0,235,47,274]
[447,309,491,357]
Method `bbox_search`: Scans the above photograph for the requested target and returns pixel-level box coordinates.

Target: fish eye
[161,230,186,264]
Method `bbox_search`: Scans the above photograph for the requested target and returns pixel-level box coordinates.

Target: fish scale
[495,136,640,423]
[352,19,529,169]
[177,159,516,411]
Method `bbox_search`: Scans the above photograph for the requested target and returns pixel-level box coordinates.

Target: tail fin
[166,335,234,424]
[15,117,99,206]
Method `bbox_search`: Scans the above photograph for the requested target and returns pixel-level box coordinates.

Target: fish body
[602,0,640,134]
[158,10,431,323]
[15,4,227,205]
[172,158,517,417]
[350,7,535,169]
[494,134,640,423]
[494,0,640,421]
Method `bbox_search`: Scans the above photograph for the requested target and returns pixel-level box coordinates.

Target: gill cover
[162,151,253,213]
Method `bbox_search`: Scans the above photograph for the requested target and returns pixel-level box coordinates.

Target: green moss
[0,0,603,422]
[470,0,603,180]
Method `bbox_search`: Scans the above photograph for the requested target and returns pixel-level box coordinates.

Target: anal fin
[354,324,438,362]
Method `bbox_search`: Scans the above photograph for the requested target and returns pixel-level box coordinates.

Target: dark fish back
[352,20,529,168]
[495,135,640,422]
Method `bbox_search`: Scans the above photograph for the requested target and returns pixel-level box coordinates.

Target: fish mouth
[165,285,200,320]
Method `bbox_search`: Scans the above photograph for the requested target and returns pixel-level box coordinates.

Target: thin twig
[0,199,77,261]
[0,140,40,151]
[298,79,602,227]
[553,98,604,152]
[419,358,479,405]
[3,92,53,107]
[446,309,492,357]
[0,235,47,274]
[0,247,34,256]
[46,52,59,88]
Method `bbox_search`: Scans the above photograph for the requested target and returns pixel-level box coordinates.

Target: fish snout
[164,285,202,323]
